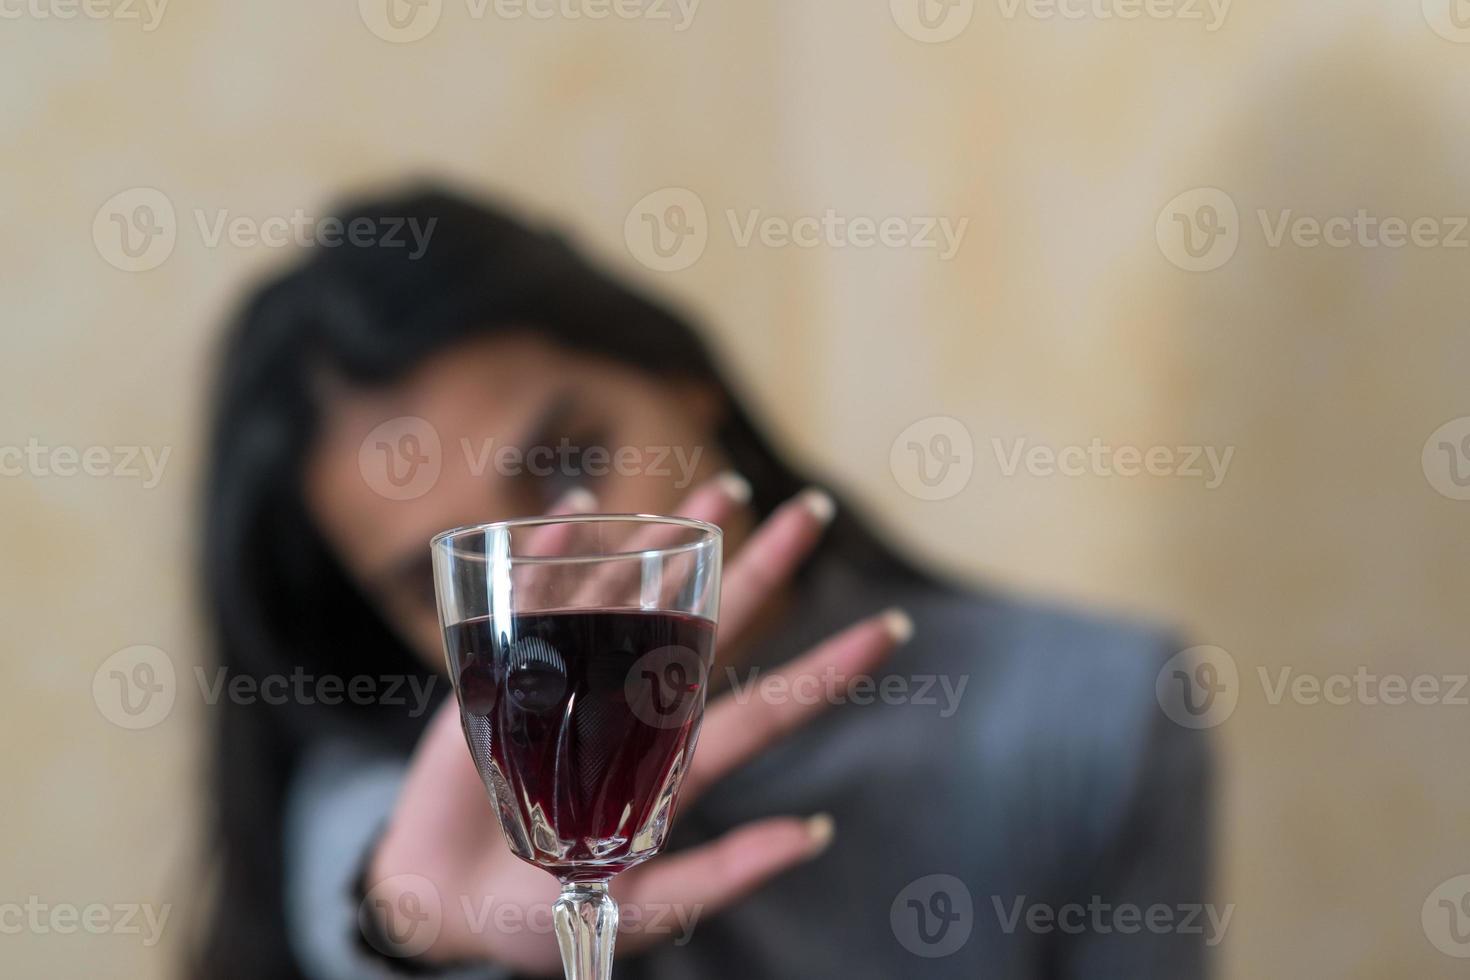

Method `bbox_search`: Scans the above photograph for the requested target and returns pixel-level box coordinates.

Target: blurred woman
[196,186,1213,979]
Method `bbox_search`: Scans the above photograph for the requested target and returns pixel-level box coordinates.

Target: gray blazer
[286,555,1215,978]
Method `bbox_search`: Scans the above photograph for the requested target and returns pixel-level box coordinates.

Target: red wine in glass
[446,609,715,880]
[432,515,722,980]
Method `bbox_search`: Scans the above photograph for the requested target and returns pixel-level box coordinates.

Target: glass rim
[429,513,722,563]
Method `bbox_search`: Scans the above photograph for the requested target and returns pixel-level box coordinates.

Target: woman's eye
[536,468,594,509]
[527,429,610,504]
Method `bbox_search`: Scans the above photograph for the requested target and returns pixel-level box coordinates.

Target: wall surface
[3,1,1469,976]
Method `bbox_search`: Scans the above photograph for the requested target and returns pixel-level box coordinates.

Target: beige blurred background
[4,0,1469,976]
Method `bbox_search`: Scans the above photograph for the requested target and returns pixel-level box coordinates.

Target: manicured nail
[716,471,752,505]
[554,488,597,513]
[882,608,914,644]
[799,488,836,525]
[805,813,835,854]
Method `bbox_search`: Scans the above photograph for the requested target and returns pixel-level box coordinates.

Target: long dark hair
[194,183,923,978]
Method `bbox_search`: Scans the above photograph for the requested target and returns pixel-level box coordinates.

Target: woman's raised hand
[365,476,909,973]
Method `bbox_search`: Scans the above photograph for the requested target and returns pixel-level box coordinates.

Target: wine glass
[430,515,721,980]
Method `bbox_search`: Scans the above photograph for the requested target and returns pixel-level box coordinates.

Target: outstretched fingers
[683,608,912,801]
[717,488,836,642]
[614,814,835,954]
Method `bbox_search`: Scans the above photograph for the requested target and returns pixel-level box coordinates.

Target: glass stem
[553,880,618,980]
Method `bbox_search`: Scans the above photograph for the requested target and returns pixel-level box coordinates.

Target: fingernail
[805,813,835,854]
[882,608,914,644]
[799,488,836,525]
[716,471,752,505]
[555,487,597,513]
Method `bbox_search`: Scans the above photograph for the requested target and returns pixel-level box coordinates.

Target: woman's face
[303,333,731,662]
